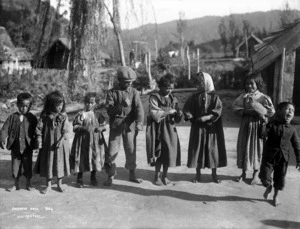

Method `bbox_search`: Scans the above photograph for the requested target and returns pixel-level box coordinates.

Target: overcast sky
[51,0,300,29]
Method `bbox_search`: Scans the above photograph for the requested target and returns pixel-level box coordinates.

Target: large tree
[218,18,228,56]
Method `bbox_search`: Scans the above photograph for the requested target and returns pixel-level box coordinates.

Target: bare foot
[57,186,66,193]
[7,185,20,192]
[273,197,281,207]
[129,176,142,184]
[162,177,172,185]
[26,185,34,191]
[251,176,259,185]
[76,180,84,188]
[192,174,201,183]
[103,177,113,186]
[41,186,51,194]
[236,173,246,182]
[154,177,164,186]
[212,174,222,184]
[263,186,272,199]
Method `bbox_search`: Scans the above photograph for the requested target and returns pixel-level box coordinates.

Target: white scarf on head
[202,72,215,93]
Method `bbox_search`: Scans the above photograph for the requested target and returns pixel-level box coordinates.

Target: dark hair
[276,101,295,111]
[17,92,33,105]
[84,92,98,103]
[244,71,264,91]
[157,73,176,88]
[192,72,205,90]
[42,91,66,115]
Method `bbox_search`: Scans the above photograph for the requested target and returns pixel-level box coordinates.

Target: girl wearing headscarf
[183,72,227,183]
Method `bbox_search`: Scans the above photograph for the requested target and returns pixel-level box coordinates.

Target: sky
[51,0,300,29]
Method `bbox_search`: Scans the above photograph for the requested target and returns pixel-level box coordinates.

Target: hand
[94,126,106,133]
[197,115,212,123]
[0,141,5,149]
[296,163,300,171]
[168,109,177,115]
[55,140,62,149]
[136,123,143,131]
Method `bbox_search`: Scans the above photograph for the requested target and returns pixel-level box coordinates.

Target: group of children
[1,66,299,207]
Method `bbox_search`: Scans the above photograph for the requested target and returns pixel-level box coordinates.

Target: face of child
[17,100,31,115]
[279,104,295,124]
[85,97,96,111]
[119,79,132,90]
[55,102,64,113]
[245,79,258,93]
[160,84,174,96]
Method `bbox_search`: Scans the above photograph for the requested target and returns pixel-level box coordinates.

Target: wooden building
[41,38,111,69]
[236,33,263,59]
[252,20,300,115]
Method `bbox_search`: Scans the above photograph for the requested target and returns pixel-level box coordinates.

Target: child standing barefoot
[70,92,107,188]
[183,72,227,183]
[0,93,38,191]
[146,73,182,186]
[34,91,71,194]
[259,102,300,206]
[233,72,275,185]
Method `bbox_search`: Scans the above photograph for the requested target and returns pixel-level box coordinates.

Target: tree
[104,0,126,66]
[68,0,107,95]
[176,11,187,63]
[228,15,241,57]
[280,2,299,27]
[218,18,228,56]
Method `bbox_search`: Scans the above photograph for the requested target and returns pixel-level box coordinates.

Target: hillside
[122,10,300,51]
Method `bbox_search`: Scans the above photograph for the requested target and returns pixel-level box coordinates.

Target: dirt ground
[0,90,300,229]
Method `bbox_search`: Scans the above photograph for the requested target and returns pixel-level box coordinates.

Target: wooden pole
[197,48,200,73]
[277,47,286,103]
[155,39,158,60]
[187,46,191,80]
[148,52,152,81]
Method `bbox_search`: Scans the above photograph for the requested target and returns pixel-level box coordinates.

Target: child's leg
[236,169,246,182]
[272,158,287,207]
[41,179,52,194]
[192,166,201,183]
[263,185,272,200]
[162,164,171,185]
[123,131,142,184]
[23,150,33,191]
[251,169,259,185]
[8,152,21,191]
[273,188,280,206]
[212,168,221,183]
[57,177,65,193]
[90,170,98,186]
[154,161,163,186]
[77,172,83,188]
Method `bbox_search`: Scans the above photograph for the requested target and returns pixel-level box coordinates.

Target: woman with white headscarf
[183,72,227,183]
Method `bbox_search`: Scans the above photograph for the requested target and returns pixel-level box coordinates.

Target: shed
[251,20,300,115]
[41,38,111,69]
[236,33,263,59]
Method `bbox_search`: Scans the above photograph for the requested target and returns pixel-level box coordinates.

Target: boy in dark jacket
[259,102,300,206]
[0,93,38,191]
[104,66,144,186]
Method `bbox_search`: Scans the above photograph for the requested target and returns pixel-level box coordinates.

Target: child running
[233,72,275,185]
[34,91,70,194]
[146,73,182,185]
[0,93,38,191]
[259,102,300,206]
[70,92,107,188]
[183,72,227,183]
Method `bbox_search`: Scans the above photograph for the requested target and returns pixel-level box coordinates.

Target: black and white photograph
[0,0,300,228]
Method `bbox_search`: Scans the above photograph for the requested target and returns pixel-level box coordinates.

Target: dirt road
[0,125,300,229]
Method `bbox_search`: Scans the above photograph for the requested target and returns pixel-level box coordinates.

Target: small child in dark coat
[0,93,38,191]
[259,102,300,206]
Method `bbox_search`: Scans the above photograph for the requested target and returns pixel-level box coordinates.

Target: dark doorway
[293,48,300,115]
